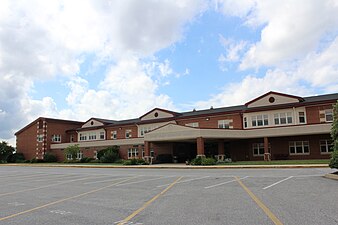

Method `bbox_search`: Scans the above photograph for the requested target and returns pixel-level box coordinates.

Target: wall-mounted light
[206,117,210,121]
[119,127,122,130]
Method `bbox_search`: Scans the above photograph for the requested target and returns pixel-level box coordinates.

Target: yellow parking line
[118,176,183,225]
[0,176,137,222]
[235,177,283,225]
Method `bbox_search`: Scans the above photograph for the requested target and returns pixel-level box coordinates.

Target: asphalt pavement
[0,166,337,225]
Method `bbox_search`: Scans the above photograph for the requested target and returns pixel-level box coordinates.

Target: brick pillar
[264,137,271,161]
[217,141,225,161]
[144,141,151,163]
[196,137,205,157]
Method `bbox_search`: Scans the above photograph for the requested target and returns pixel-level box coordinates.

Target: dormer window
[125,130,132,139]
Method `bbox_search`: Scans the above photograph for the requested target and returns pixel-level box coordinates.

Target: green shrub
[123,160,132,165]
[80,157,93,163]
[201,157,216,165]
[190,156,202,165]
[99,146,120,163]
[44,153,57,162]
[30,158,45,163]
[6,153,25,163]
[329,148,338,169]
[190,157,216,165]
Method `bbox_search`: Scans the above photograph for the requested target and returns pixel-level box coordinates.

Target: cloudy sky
[1,0,338,146]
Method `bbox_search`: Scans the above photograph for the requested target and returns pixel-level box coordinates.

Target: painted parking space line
[157,176,210,188]
[204,176,249,189]
[115,176,176,187]
[1,174,79,186]
[117,176,183,225]
[0,176,137,222]
[263,176,293,190]
[235,177,283,225]
[83,176,140,185]
[0,176,97,197]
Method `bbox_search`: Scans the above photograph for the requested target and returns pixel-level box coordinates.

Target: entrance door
[173,143,196,163]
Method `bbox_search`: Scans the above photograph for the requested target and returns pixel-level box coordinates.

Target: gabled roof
[85,117,116,125]
[245,91,304,106]
[15,117,83,135]
[139,108,180,119]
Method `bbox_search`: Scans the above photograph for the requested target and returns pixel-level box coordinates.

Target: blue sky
[1,0,338,145]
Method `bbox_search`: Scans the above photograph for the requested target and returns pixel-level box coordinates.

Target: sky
[1,0,338,146]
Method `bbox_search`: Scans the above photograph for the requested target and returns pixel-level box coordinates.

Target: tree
[64,144,80,161]
[98,146,120,163]
[0,141,15,162]
[329,101,338,169]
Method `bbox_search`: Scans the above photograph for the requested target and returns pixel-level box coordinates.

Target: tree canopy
[0,141,15,161]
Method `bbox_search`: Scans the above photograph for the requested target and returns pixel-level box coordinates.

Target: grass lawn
[218,159,330,165]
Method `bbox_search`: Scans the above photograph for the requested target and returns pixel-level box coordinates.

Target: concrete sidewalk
[0,163,330,169]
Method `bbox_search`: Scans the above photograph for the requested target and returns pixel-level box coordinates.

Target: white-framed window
[66,154,73,160]
[186,122,199,128]
[140,127,152,136]
[79,133,87,141]
[111,131,117,139]
[274,112,293,125]
[51,134,61,142]
[218,120,230,129]
[251,115,268,127]
[325,109,333,122]
[99,131,105,140]
[320,140,333,154]
[37,134,43,142]
[88,133,96,140]
[252,143,265,156]
[289,141,310,155]
[298,112,306,124]
[125,130,132,139]
[70,135,74,142]
[94,151,98,159]
[128,148,138,159]
[244,117,247,128]
[141,149,154,157]
[76,151,83,160]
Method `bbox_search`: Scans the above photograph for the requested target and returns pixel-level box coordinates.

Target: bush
[44,153,57,162]
[98,146,120,163]
[30,158,45,163]
[6,153,25,163]
[201,157,216,165]
[329,148,338,169]
[190,157,216,165]
[122,158,148,165]
[80,157,93,163]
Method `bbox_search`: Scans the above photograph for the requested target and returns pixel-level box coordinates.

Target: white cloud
[0,0,206,144]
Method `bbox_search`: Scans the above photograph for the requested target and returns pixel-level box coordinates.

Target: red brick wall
[176,113,242,129]
[106,125,138,139]
[305,104,333,124]
[16,123,38,160]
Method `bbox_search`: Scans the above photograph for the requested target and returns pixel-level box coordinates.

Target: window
[252,143,265,156]
[274,112,293,125]
[111,131,117,139]
[140,127,152,136]
[299,112,306,124]
[125,130,132,138]
[320,140,333,154]
[88,133,96,140]
[37,134,43,142]
[244,117,247,128]
[70,135,74,142]
[99,132,105,140]
[76,151,83,160]
[251,115,268,127]
[79,133,87,141]
[218,120,230,129]
[66,153,73,160]
[186,122,199,128]
[51,134,61,142]
[325,109,333,122]
[128,148,138,159]
[289,141,309,155]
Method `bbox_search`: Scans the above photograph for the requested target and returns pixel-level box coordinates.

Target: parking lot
[0,166,337,225]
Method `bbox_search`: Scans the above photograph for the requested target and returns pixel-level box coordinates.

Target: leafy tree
[64,144,80,161]
[98,146,120,163]
[0,141,15,162]
[330,101,338,169]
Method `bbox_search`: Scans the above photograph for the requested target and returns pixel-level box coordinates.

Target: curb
[324,173,338,181]
[0,163,330,169]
